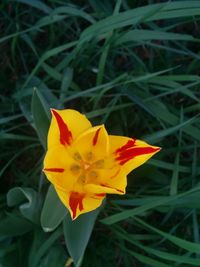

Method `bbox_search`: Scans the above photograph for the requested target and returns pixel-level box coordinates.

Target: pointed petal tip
[50,109,73,146]
[154,146,162,152]
[71,214,77,220]
[50,108,57,115]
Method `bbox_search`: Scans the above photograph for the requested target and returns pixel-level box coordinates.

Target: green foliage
[1,0,200,266]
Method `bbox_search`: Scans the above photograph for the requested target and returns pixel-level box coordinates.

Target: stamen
[70,164,81,175]
[93,159,104,168]
[78,174,86,184]
[73,152,82,161]
[85,152,94,162]
[88,170,98,179]
[83,163,91,171]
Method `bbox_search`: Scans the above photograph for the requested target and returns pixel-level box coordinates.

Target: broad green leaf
[63,206,102,266]
[41,185,67,232]
[0,211,34,236]
[31,87,51,149]
[7,187,42,224]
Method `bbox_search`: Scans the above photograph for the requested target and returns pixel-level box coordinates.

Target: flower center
[70,151,104,184]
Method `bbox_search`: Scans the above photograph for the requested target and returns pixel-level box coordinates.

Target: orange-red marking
[115,139,136,153]
[92,128,101,146]
[116,146,160,165]
[100,183,124,194]
[51,109,72,146]
[69,192,84,219]
[91,193,106,200]
[95,193,106,197]
[44,168,64,173]
[110,167,120,179]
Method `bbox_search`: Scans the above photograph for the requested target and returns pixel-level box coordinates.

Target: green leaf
[125,248,172,267]
[41,185,67,232]
[31,87,51,149]
[116,226,200,266]
[30,227,63,267]
[101,186,200,225]
[59,68,73,101]
[80,1,200,42]
[144,113,200,143]
[134,217,200,254]
[115,29,195,45]
[52,6,96,23]
[13,0,52,14]
[7,187,42,224]
[0,211,34,236]
[63,206,102,266]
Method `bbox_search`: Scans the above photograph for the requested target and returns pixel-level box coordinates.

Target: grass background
[1,0,200,266]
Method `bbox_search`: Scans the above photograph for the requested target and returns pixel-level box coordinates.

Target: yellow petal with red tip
[54,187,105,220]
[43,145,77,190]
[48,109,92,148]
[43,108,161,220]
[97,167,127,195]
[73,125,109,162]
[85,182,125,195]
[109,135,161,174]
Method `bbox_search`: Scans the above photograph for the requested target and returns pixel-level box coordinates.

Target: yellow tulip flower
[43,109,160,220]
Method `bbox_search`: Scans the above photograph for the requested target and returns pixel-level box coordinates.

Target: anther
[85,152,94,162]
[94,159,104,168]
[88,171,98,179]
[78,174,86,184]
[73,152,82,161]
[70,164,81,174]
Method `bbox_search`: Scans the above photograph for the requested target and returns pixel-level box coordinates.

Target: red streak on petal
[51,109,72,146]
[91,193,106,200]
[110,168,120,179]
[100,183,124,194]
[44,168,64,173]
[115,139,136,154]
[116,147,160,165]
[92,128,101,146]
[69,192,84,219]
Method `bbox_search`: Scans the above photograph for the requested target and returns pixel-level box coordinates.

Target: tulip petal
[109,135,161,174]
[99,167,127,194]
[73,125,109,162]
[54,187,105,220]
[48,109,92,148]
[43,145,78,190]
[85,182,125,195]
